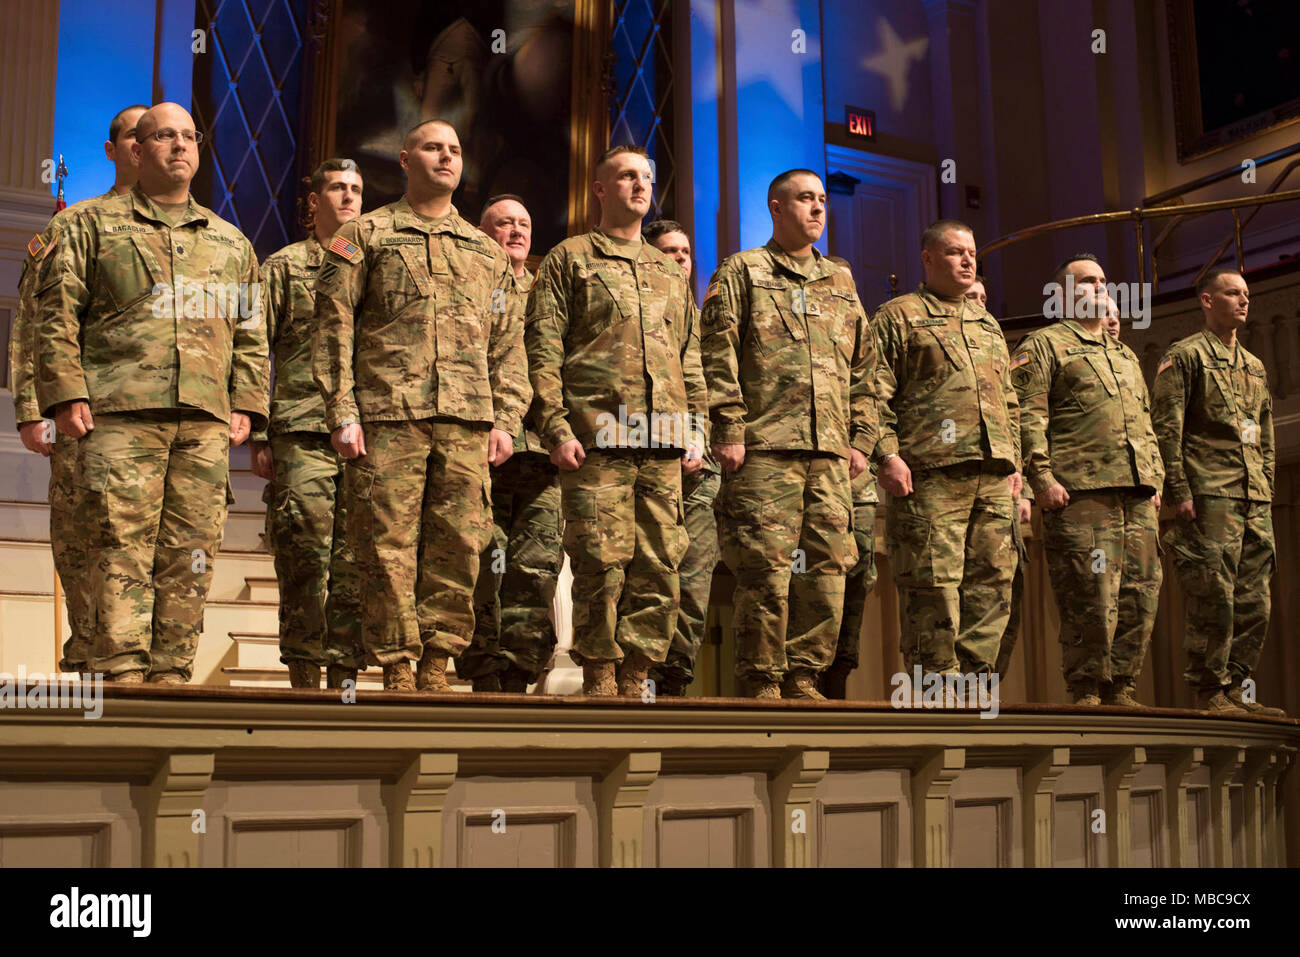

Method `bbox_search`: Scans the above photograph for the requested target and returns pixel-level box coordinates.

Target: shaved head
[135,102,195,141]
[404,118,457,151]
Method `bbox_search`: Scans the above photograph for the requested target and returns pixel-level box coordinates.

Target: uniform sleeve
[849,294,879,458]
[10,243,51,424]
[35,213,94,417]
[1151,350,1191,503]
[1135,361,1164,489]
[999,332,1021,470]
[312,221,367,431]
[1260,371,1275,497]
[487,260,530,437]
[1011,334,1054,493]
[251,254,289,442]
[871,305,904,461]
[524,247,574,450]
[699,260,749,446]
[680,301,709,452]
[229,245,269,433]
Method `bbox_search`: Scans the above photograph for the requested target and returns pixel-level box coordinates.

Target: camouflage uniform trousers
[1163,496,1274,690]
[718,452,857,684]
[829,476,878,679]
[74,411,231,680]
[50,430,93,671]
[886,461,1014,675]
[459,453,563,683]
[346,419,493,666]
[994,510,1029,677]
[263,432,364,670]
[650,467,721,689]
[1041,491,1161,690]
[560,449,688,665]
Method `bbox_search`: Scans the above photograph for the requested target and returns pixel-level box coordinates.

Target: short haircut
[1051,252,1101,288]
[767,168,821,204]
[109,104,149,144]
[596,144,650,175]
[643,219,688,244]
[921,219,974,251]
[1195,266,1242,297]
[404,118,457,149]
[479,193,528,224]
[309,158,361,194]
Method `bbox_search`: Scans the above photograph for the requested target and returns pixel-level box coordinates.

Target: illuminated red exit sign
[846,106,875,139]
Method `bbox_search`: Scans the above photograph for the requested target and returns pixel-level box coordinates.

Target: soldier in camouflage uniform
[874,220,1021,689]
[526,145,707,697]
[459,194,564,693]
[1153,267,1284,716]
[35,103,269,684]
[1010,255,1164,706]
[313,120,529,692]
[10,104,146,673]
[249,159,365,689]
[643,219,718,697]
[702,171,877,700]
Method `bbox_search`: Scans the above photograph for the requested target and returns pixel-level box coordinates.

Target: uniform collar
[131,185,208,228]
[391,196,472,237]
[917,282,967,318]
[512,267,535,293]
[1201,328,1238,365]
[590,227,649,263]
[1061,319,1111,346]
[764,238,831,281]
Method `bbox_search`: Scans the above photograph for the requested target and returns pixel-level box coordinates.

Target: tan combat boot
[383,661,415,691]
[1196,687,1247,713]
[1102,677,1144,708]
[617,651,655,698]
[747,675,781,699]
[1226,680,1285,717]
[582,660,618,696]
[148,672,185,685]
[782,671,826,701]
[114,671,145,684]
[326,664,357,689]
[1069,678,1101,707]
[287,660,321,689]
[416,652,452,692]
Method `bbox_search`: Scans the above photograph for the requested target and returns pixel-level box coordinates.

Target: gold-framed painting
[1166,0,1300,163]
[304,0,610,253]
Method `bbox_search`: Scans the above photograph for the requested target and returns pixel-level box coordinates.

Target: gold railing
[978,188,1300,296]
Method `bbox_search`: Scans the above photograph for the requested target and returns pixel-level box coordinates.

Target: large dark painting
[317,0,582,252]
[1168,0,1300,161]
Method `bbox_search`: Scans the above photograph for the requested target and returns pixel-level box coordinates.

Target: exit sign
[846,106,876,139]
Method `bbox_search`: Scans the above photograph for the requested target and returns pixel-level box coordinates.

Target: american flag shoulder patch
[704,282,720,303]
[27,233,48,258]
[329,235,361,262]
[1157,355,1174,375]
[1010,351,1030,370]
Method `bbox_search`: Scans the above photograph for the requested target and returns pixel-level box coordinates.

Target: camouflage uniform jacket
[312,198,529,434]
[10,190,118,425]
[1152,329,1273,503]
[510,267,550,456]
[700,240,878,459]
[35,186,269,430]
[525,228,707,452]
[873,283,1020,474]
[258,233,334,438]
[1011,319,1163,495]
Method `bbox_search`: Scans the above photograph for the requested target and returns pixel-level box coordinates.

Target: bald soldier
[526,145,707,697]
[1011,254,1163,706]
[643,218,718,697]
[1153,268,1284,716]
[874,219,1021,690]
[702,171,877,700]
[10,103,146,673]
[313,119,529,692]
[250,159,365,689]
[35,102,269,683]
[459,193,564,693]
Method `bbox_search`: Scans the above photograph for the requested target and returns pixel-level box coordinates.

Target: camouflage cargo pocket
[886,509,933,587]
[1165,522,1219,598]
